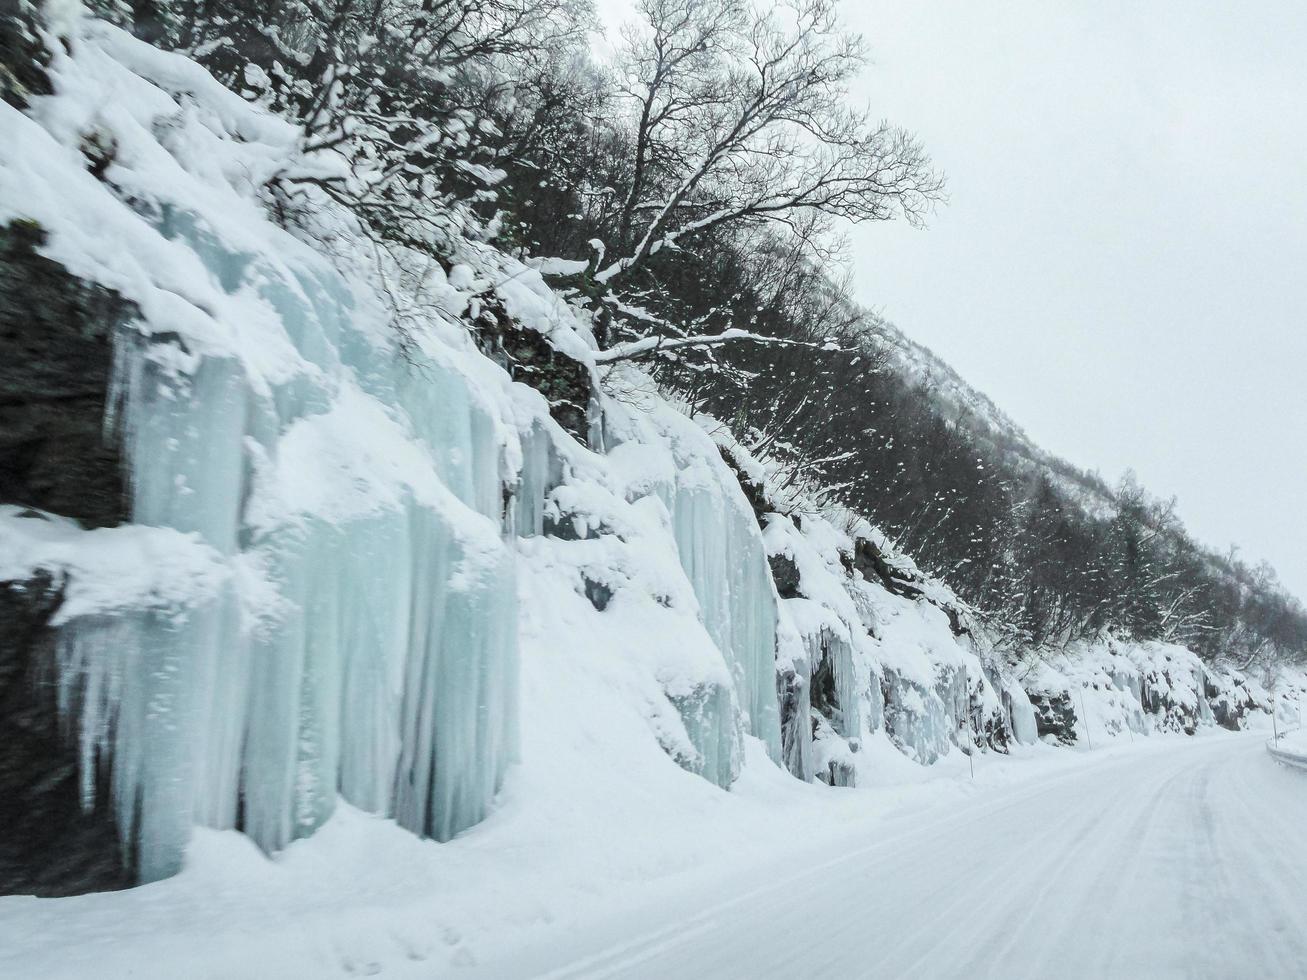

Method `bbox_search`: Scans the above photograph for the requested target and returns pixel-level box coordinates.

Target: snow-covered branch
[593,328,827,364]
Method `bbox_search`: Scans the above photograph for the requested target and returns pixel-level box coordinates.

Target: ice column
[55,208,521,878]
[670,484,784,762]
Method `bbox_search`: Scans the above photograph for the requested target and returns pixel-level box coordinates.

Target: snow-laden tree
[125,0,593,251]
[92,0,1307,668]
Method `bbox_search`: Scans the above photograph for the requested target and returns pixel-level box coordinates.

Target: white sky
[593,1,1307,599]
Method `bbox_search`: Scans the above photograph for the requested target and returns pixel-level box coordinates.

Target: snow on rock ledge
[1019,638,1307,746]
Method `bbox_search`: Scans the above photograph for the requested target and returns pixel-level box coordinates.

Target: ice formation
[1,16,810,877]
[57,194,524,877]
[755,479,1015,784]
[4,22,529,878]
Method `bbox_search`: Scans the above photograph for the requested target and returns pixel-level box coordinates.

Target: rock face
[776,662,811,780]
[0,221,136,528]
[767,551,801,600]
[1030,691,1078,745]
[975,667,1013,753]
[0,0,52,109]
[717,449,771,526]
[472,294,592,443]
[1209,675,1257,732]
[0,223,136,895]
[881,666,952,764]
[0,573,133,896]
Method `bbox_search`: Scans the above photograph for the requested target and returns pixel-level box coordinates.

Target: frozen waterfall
[54,208,522,879]
[669,483,784,763]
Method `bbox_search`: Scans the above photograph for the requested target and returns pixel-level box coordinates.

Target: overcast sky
[594,1,1307,599]
[838,2,1307,598]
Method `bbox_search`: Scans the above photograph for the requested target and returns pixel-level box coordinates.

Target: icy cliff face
[2,19,535,880]
[742,444,1024,785]
[0,14,798,884]
[1020,638,1307,746]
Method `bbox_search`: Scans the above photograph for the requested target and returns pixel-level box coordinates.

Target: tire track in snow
[469,735,1307,980]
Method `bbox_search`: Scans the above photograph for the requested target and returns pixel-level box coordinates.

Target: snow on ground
[1273,727,1307,755]
[0,724,1227,979]
[5,728,1300,979]
[468,731,1307,979]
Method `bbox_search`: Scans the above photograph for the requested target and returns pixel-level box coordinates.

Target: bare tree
[591,0,943,286]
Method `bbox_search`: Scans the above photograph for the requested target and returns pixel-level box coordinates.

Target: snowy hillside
[3,7,1307,977]
[869,315,1117,513]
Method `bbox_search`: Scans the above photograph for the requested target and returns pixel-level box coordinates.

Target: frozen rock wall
[0,15,797,889]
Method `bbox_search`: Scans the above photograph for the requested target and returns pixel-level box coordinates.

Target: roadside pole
[959,712,974,780]
[961,670,975,779]
[1079,688,1093,751]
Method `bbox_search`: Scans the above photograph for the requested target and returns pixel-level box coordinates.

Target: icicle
[667,484,783,763]
[805,627,862,738]
[666,682,740,789]
[1006,683,1039,745]
[778,656,814,782]
[58,603,224,882]
[393,510,517,842]
[510,422,556,538]
[866,665,885,734]
[881,666,952,764]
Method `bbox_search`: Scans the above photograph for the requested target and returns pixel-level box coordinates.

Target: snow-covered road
[471,734,1307,980]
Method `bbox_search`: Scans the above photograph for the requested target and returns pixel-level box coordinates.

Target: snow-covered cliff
[0,15,818,889]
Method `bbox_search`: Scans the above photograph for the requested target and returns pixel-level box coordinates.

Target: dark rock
[1210,682,1254,731]
[581,574,613,612]
[0,572,132,896]
[0,220,137,527]
[1137,671,1201,734]
[80,128,118,181]
[776,665,808,779]
[977,707,1012,753]
[768,552,801,600]
[543,507,603,541]
[850,534,969,637]
[1,223,138,895]
[851,534,913,595]
[837,548,855,577]
[1203,675,1220,701]
[810,646,839,727]
[1,0,53,110]
[470,292,592,445]
[1029,690,1078,745]
[975,668,1012,753]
